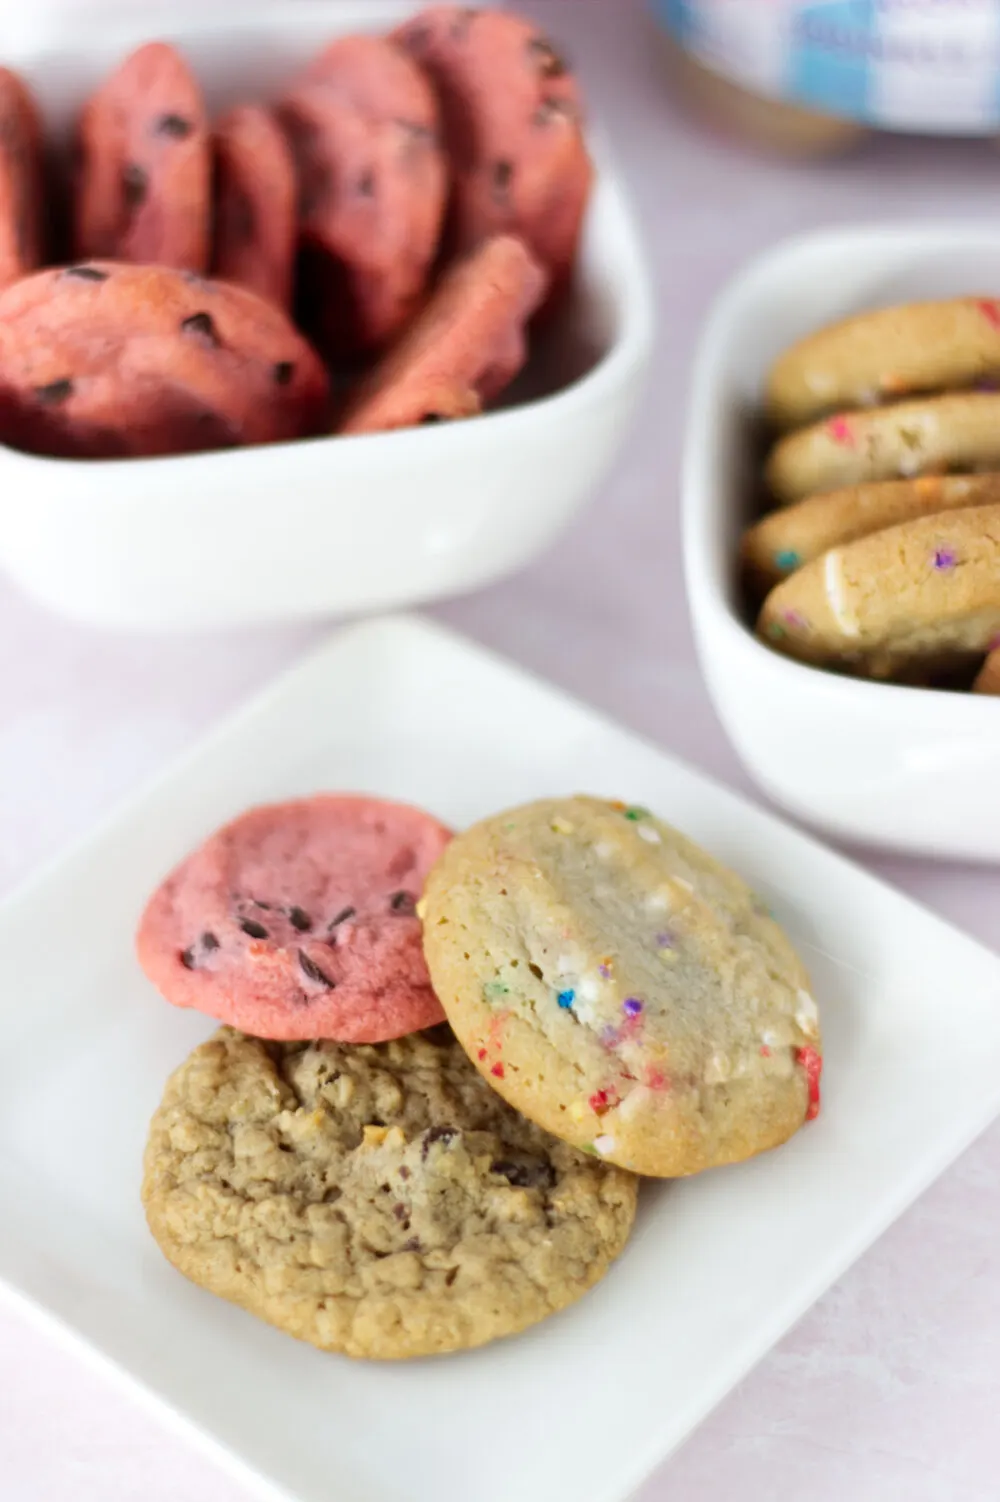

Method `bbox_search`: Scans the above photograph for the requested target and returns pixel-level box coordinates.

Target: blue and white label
[652,0,1000,133]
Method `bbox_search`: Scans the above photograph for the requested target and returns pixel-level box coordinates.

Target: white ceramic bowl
[0,1,654,631]
[683,224,1000,863]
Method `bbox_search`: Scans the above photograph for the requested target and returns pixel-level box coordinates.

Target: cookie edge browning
[422,797,817,1178]
[973,647,1000,695]
[141,1028,639,1359]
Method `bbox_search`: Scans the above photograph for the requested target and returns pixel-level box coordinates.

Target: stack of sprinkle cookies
[744,298,1000,690]
[139,793,822,1361]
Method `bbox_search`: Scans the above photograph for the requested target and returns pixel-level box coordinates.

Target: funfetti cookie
[758,503,1000,680]
[142,1026,638,1359]
[340,235,547,434]
[742,473,1000,595]
[765,392,1000,505]
[75,41,210,272]
[421,796,822,1179]
[137,795,452,1043]
[767,297,1000,431]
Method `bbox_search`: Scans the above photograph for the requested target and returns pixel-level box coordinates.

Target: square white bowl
[5,612,1000,1502]
[683,223,1000,863]
[0,1,654,632]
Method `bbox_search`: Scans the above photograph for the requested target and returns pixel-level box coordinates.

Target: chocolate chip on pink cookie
[340,235,547,434]
[137,795,452,1043]
[974,647,1000,695]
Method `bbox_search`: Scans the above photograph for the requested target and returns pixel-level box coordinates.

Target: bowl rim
[682,219,1000,721]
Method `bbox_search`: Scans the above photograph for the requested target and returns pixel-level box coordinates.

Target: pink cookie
[393,6,592,295]
[340,235,547,434]
[137,795,451,1043]
[278,34,448,360]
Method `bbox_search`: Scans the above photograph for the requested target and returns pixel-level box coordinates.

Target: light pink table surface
[4,2,1000,1498]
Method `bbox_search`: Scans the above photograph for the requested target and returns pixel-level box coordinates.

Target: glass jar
[651,1,1000,156]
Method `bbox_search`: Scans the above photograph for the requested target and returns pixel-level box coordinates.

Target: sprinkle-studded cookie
[394,7,592,293]
[742,473,1000,595]
[974,647,1000,695]
[74,42,210,272]
[0,261,328,459]
[758,503,1000,679]
[137,795,452,1042]
[279,36,447,359]
[340,235,547,433]
[212,105,297,310]
[765,393,1000,505]
[0,67,45,291]
[142,1026,638,1359]
[767,297,1000,431]
[422,796,821,1178]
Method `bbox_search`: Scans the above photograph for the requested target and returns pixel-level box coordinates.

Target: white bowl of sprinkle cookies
[684,224,1000,861]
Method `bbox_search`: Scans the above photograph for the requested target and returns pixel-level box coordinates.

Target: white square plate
[4,614,1000,1502]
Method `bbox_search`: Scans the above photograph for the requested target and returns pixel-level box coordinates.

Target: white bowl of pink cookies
[684,224,1000,863]
[0,1,653,630]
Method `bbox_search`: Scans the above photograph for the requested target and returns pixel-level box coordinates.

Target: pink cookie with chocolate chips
[137,795,451,1042]
[212,104,297,310]
[74,41,210,272]
[340,235,547,434]
[394,6,592,295]
[279,34,447,360]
